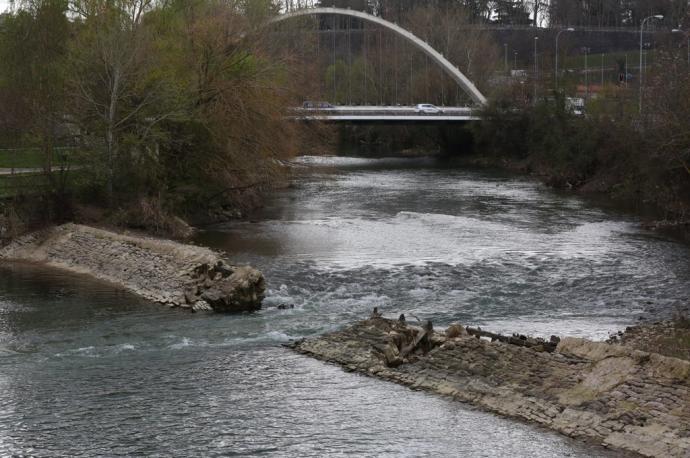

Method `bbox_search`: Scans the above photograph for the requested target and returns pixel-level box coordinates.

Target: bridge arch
[271,7,488,106]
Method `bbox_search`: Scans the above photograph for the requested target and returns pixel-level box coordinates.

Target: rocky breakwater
[0,223,265,312]
[289,317,690,457]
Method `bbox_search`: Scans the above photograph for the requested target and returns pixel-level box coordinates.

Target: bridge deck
[291,106,480,122]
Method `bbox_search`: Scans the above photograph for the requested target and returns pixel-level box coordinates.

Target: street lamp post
[555,28,575,91]
[640,14,664,114]
[584,47,589,100]
[504,43,508,73]
[672,28,690,66]
[534,36,539,100]
[625,53,628,85]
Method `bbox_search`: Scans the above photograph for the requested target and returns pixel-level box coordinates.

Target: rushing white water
[1,156,688,456]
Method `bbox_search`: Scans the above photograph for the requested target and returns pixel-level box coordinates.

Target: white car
[415,104,443,114]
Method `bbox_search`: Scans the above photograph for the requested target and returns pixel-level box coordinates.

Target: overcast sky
[0,1,9,13]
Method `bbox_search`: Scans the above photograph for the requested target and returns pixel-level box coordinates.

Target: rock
[382,343,403,367]
[200,266,265,313]
[441,341,456,350]
[192,300,213,312]
[291,318,690,458]
[445,323,467,338]
[213,260,234,278]
[184,288,197,304]
[0,224,266,314]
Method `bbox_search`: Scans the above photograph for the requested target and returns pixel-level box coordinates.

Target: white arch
[271,7,488,106]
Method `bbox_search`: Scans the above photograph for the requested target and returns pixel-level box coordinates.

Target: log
[400,320,434,357]
[465,326,557,352]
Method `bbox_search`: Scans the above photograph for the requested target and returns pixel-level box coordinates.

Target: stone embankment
[0,223,265,312]
[290,317,690,457]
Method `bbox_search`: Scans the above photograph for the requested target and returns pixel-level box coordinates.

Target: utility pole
[534,36,539,100]
[625,53,628,86]
[585,47,589,100]
[640,15,664,114]
[504,43,508,74]
[555,28,575,91]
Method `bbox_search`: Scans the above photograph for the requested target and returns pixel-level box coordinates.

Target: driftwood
[400,321,434,357]
[465,326,559,353]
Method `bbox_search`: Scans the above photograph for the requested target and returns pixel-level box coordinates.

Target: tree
[403,5,500,96]
[494,0,530,25]
[0,0,70,182]
[67,0,183,202]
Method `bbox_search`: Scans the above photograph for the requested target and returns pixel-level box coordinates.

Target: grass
[0,173,52,198]
[0,163,90,198]
[563,50,656,72]
[0,147,76,169]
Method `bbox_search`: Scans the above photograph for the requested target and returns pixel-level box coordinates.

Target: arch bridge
[271,7,487,122]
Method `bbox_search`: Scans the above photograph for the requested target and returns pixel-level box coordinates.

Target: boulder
[199,266,265,312]
[445,323,467,338]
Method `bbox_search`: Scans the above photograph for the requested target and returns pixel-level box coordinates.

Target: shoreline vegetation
[469,87,690,238]
[0,0,334,244]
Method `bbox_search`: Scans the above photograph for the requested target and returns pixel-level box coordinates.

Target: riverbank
[290,316,690,457]
[454,153,690,240]
[0,223,265,312]
[469,99,690,239]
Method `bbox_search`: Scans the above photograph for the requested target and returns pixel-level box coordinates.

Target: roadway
[291,105,480,122]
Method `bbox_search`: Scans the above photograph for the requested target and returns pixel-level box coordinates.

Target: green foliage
[0,0,315,229]
[474,89,645,189]
[526,96,601,184]
[0,0,70,170]
[472,94,530,158]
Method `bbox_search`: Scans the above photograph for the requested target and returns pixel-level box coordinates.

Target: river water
[1,156,689,456]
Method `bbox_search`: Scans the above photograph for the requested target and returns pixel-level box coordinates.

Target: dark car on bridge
[302,101,334,109]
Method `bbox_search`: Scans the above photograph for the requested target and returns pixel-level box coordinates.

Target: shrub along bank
[471,88,690,232]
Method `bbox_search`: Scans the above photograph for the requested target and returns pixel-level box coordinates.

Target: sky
[0,1,9,13]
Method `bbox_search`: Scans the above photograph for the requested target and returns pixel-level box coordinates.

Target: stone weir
[289,317,690,457]
[0,223,265,312]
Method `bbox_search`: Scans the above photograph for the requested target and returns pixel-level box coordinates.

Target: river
[1,156,688,456]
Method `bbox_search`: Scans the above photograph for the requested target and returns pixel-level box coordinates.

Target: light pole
[584,47,589,100]
[514,51,517,72]
[534,36,539,100]
[504,43,508,74]
[555,28,575,91]
[640,14,664,114]
[672,28,689,66]
[625,53,628,86]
